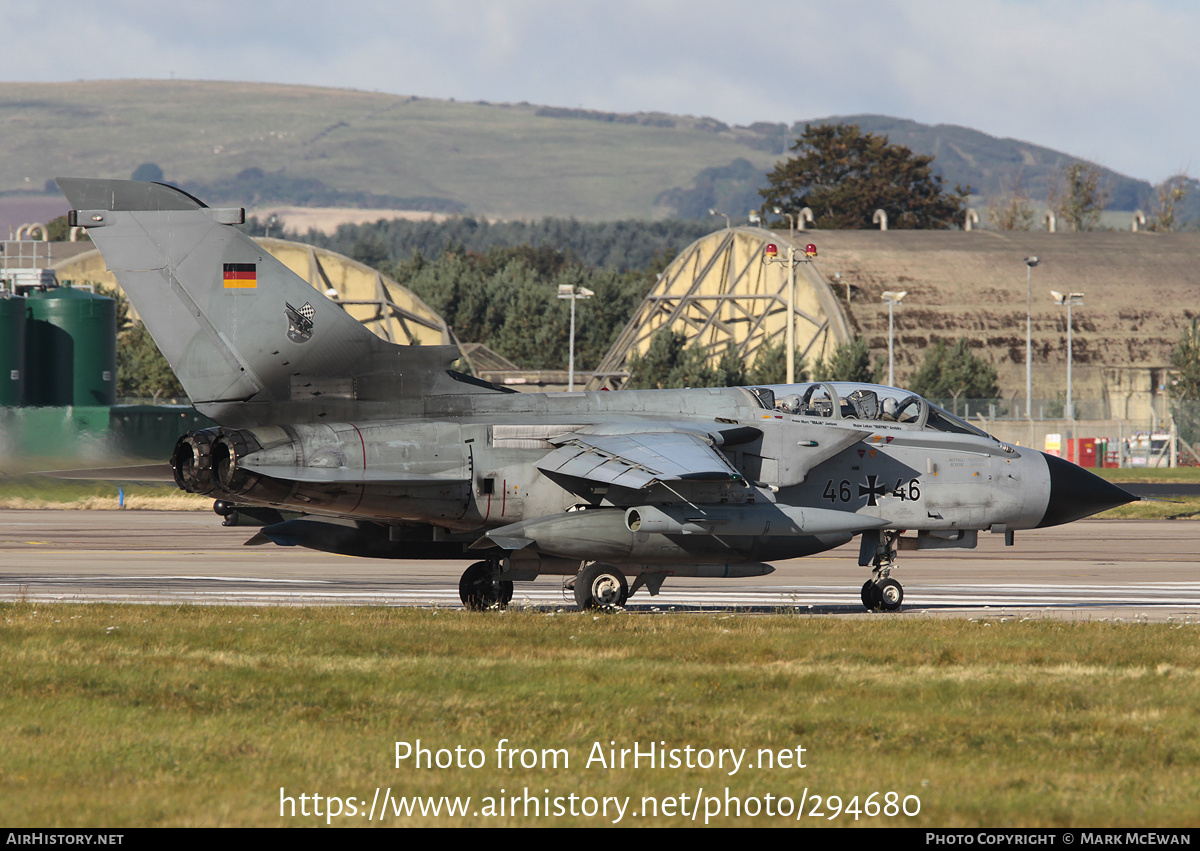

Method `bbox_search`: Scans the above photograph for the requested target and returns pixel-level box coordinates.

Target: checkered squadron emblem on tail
[284,301,315,343]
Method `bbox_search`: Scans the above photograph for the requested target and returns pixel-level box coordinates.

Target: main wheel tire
[876,578,903,611]
[573,563,629,610]
[458,561,513,611]
[861,580,879,610]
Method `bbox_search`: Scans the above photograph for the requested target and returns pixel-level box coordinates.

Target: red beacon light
[763,243,778,259]
[804,243,818,258]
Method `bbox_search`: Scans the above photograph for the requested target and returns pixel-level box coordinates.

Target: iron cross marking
[859,474,887,507]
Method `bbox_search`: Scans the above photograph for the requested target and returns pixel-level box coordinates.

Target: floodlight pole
[889,305,895,386]
[557,284,594,391]
[762,242,818,384]
[881,290,908,387]
[780,246,798,383]
[1052,291,1084,428]
[1024,257,1039,418]
[569,297,577,389]
[1066,299,1073,422]
[787,251,794,382]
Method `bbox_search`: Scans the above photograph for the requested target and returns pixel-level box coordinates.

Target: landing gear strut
[458,560,513,611]
[861,530,904,612]
[573,562,629,610]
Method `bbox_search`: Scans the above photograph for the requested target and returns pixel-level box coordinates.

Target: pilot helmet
[777,393,802,413]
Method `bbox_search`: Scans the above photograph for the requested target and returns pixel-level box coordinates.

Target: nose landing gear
[860,530,904,612]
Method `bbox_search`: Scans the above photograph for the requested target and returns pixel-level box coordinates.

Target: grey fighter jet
[57,178,1136,611]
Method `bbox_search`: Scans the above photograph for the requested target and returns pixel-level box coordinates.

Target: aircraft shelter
[589,227,852,390]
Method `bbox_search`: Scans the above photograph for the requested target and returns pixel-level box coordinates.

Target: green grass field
[1098,467,1200,483]
[1091,467,1200,518]
[1098,499,1200,519]
[2,604,1198,827]
[0,473,205,510]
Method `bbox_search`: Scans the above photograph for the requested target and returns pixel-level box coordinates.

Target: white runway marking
[2,515,1195,619]
[4,575,1199,615]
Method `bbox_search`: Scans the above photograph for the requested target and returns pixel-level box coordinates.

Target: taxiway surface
[0,510,1196,621]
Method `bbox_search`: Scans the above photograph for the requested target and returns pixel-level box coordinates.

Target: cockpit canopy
[750,382,994,438]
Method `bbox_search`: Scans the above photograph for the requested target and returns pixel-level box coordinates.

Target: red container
[1067,437,1097,467]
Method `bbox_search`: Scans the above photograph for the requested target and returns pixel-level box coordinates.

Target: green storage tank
[0,295,25,406]
[25,286,117,407]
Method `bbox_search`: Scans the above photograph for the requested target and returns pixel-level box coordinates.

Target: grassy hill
[0,80,1172,222]
[1,80,782,221]
[823,114,1154,211]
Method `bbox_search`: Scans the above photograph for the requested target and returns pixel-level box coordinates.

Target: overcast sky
[4,0,1194,183]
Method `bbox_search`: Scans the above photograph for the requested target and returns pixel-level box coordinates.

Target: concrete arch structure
[52,237,452,346]
[589,227,852,390]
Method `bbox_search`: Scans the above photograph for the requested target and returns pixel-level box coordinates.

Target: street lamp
[773,206,795,240]
[748,210,762,227]
[881,290,907,387]
[762,241,818,384]
[557,284,594,391]
[1051,290,1084,424]
[709,208,731,229]
[1024,256,1039,417]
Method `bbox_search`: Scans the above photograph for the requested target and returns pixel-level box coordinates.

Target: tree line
[383,246,661,372]
[245,216,714,273]
[625,331,1002,410]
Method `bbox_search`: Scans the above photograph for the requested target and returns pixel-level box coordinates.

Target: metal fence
[927,397,1137,422]
[926,397,1200,467]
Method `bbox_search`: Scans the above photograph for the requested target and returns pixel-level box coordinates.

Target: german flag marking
[223,262,257,289]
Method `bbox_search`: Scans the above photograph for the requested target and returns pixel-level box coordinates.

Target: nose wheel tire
[862,578,904,612]
[459,561,513,611]
[574,563,629,610]
[876,578,903,611]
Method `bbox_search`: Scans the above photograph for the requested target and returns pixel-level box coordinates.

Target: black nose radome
[1037,452,1138,528]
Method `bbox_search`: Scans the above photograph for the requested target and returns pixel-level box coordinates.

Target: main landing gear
[456,560,644,612]
[861,530,904,613]
[458,560,514,611]
[572,562,630,610]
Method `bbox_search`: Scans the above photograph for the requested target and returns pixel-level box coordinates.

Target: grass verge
[1096,467,1200,484]
[0,474,208,510]
[2,604,1198,827]
[1098,497,1200,520]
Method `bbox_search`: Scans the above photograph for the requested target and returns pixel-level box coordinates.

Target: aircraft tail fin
[57,178,486,424]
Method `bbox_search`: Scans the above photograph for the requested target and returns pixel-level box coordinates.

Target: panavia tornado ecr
[57,178,1137,611]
